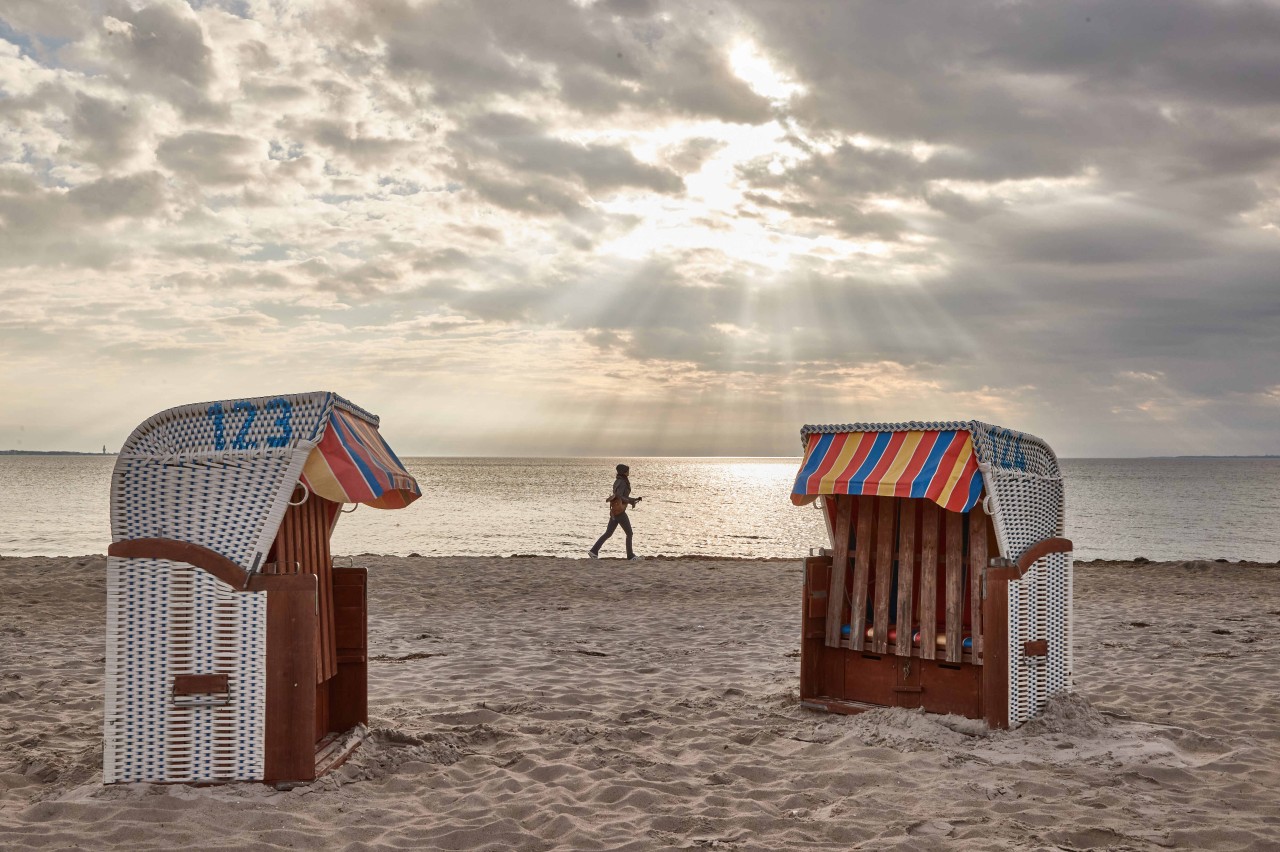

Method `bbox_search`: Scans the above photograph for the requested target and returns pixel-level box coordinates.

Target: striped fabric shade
[301,408,421,509]
[791,428,983,513]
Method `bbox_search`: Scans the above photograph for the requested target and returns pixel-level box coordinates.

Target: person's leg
[591,516,620,555]
[618,512,634,558]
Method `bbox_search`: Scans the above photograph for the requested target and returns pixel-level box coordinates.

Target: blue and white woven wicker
[104,392,408,783]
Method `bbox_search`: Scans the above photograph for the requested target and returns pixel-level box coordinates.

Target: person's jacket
[611,475,637,511]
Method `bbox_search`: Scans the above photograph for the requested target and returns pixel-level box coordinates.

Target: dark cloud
[300,119,419,168]
[455,112,683,195]
[330,0,771,123]
[69,92,144,168]
[0,170,167,267]
[80,1,220,117]
[738,0,1280,188]
[157,131,261,185]
[66,171,166,220]
[996,211,1216,266]
[412,248,472,272]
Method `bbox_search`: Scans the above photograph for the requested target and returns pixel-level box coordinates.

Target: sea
[1,456,1277,562]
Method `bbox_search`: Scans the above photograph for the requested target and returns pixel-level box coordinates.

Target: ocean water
[1,455,1277,562]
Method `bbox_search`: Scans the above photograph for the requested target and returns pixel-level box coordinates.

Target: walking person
[588,463,642,560]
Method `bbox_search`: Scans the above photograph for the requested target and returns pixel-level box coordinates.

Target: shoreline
[1,552,1276,567]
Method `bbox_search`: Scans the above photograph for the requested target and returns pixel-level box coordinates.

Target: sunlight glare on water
[2,455,1278,562]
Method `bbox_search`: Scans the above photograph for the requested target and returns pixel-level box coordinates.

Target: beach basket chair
[104,392,421,784]
[791,421,1072,728]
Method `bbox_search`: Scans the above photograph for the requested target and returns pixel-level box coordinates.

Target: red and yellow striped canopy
[300,408,420,509]
[791,428,983,513]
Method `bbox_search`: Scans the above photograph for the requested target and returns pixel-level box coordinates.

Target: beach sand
[1,554,1277,850]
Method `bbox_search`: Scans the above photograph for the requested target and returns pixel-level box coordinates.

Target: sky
[1,0,1277,457]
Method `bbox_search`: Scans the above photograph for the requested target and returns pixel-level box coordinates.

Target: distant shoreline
[0,450,115,456]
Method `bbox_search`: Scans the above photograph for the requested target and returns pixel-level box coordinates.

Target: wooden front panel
[801,556,839,702]
[844,651,896,707]
[893,655,922,710]
[271,495,338,684]
[263,581,319,783]
[919,659,983,719]
[329,567,369,733]
[802,639,846,701]
[982,566,1016,729]
[804,557,831,640]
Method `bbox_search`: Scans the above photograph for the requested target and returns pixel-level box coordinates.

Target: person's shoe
[627,555,642,561]
[587,551,599,559]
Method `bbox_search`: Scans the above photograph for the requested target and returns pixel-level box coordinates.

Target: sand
[1,554,1277,851]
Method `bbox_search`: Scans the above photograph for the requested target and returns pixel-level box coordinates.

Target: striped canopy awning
[301,408,420,509]
[791,428,983,513]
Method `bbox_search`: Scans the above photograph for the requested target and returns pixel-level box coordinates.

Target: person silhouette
[588,463,642,560]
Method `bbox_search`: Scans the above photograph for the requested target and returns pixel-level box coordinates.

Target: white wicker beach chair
[104,392,420,784]
[791,421,1071,728]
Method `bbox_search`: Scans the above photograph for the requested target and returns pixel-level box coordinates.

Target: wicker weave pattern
[969,421,1065,563]
[104,558,266,782]
[800,421,974,438]
[113,392,339,570]
[1005,551,1072,726]
[106,391,381,783]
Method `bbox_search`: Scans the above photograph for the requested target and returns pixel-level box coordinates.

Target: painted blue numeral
[265,397,293,448]
[231,401,258,450]
[207,402,226,451]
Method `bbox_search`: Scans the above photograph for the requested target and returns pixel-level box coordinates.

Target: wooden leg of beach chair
[982,562,1017,729]
[264,582,319,783]
[330,567,369,732]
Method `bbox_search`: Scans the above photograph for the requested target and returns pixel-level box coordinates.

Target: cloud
[68,2,220,117]
[0,0,1277,456]
[157,130,262,185]
[69,91,146,168]
[451,111,684,199]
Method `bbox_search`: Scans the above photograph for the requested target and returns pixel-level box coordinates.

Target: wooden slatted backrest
[918,501,940,661]
[821,494,994,664]
[894,501,917,657]
[848,496,875,652]
[968,509,989,656]
[825,497,853,648]
[271,493,339,684]
[871,498,896,654]
[944,510,965,663]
